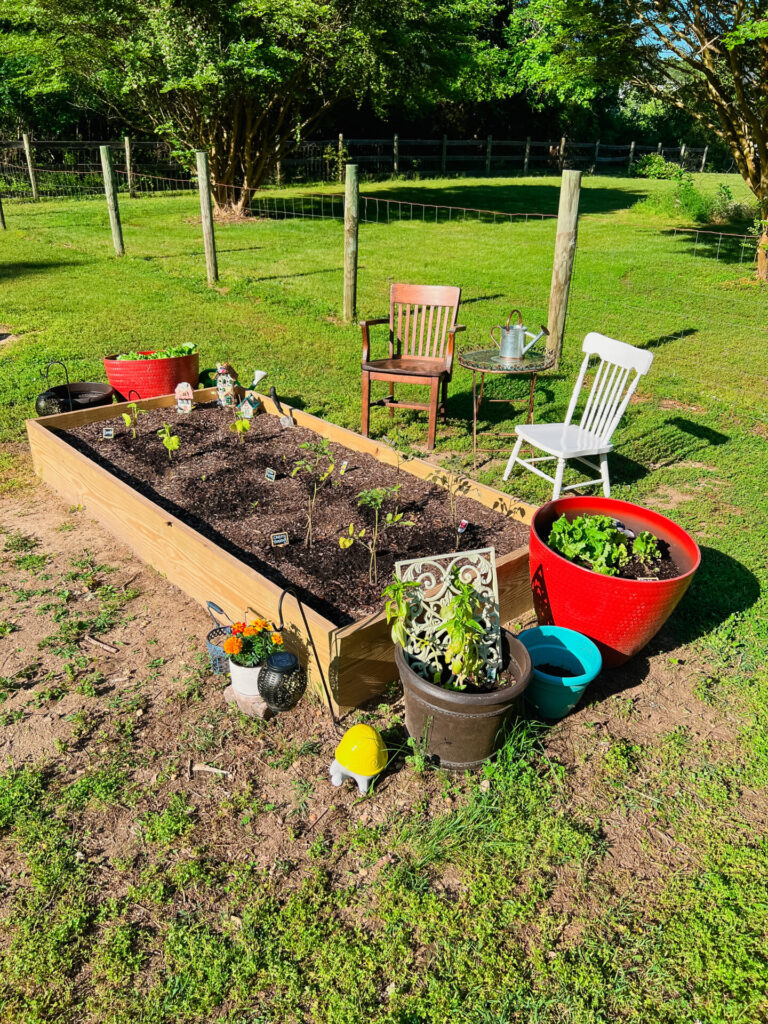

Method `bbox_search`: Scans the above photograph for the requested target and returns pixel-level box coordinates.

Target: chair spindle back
[390,283,461,361]
[563,332,654,444]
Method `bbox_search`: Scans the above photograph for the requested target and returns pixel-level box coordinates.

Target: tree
[3,0,508,212]
[509,2,767,210]
[510,0,768,273]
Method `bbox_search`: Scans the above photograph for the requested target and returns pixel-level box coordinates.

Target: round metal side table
[457,348,555,469]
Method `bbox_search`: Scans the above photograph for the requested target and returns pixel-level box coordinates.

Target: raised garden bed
[27,389,536,711]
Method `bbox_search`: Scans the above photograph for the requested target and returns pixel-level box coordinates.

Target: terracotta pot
[529,496,701,668]
[228,660,262,697]
[395,629,532,769]
[103,351,199,401]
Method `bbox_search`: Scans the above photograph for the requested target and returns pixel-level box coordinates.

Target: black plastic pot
[35,382,114,417]
[395,629,533,769]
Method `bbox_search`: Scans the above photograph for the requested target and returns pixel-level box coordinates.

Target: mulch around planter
[60,405,529,625]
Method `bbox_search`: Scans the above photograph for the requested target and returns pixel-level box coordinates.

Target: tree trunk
[758,233,768,282]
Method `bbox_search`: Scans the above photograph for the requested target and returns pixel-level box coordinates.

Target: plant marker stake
[271,532,289,547]
[265,467,277,482]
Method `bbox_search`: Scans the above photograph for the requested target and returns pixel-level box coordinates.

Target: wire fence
[0,132,729,201]
[237,189,557,225]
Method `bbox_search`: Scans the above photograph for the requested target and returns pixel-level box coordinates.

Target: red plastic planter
[103,352,199,401]
[529,496,701,668]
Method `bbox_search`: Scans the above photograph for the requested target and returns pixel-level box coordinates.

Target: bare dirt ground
[0,450,752,928]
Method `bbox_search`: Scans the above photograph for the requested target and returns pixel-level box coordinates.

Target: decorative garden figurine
[215,363,238,408]
[237,368,268,419]
[175,381,194,414]
[329,724,388,795]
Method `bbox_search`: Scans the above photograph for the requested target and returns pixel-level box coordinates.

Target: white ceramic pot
[229,659,262,697]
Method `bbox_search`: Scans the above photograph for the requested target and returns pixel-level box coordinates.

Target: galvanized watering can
[490,308,549,365]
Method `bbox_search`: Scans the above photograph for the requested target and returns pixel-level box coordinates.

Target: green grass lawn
[1,173,767,1022]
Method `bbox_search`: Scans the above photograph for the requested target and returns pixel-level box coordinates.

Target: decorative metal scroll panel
[394,547,501,685]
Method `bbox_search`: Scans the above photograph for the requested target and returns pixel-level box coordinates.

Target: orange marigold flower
[231,622,246,635]
[252,618,268,631]
[223,635,243,655]
[271,632,283,645]
[242,625,259,636]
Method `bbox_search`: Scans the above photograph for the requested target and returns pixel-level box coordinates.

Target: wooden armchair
[360,283,464,450]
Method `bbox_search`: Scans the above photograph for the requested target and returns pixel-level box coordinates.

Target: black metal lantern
[257,651,307,712]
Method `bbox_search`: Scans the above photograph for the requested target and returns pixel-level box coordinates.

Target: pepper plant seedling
[339,484,413,584]
[230,409,251,443]
[291,438,336,549]
[120,402,148,439]
[157,423,180,460]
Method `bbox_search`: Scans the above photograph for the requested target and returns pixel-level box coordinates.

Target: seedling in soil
[121,402,148,439]
[157,423,180,460]
[339,485,413,585]
[429,456,472,550]
[230,408,251,443]
[291,438,336,549]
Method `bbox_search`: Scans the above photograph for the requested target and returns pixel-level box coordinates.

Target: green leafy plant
[156,423,180,460]
[548,514,630,576]
[116,342,196,361]
[633,530,661,566]
[548,514,663,576]
[438,566,487,689]
[120,402,147,439]
[291,439,336,549]
[339,485,413,584]
[383,566,492,691]
[230,409,251,443]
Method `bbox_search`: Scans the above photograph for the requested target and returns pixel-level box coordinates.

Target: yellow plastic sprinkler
[329,724,388,794]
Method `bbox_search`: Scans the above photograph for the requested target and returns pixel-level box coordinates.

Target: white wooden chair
[502,332,654,499]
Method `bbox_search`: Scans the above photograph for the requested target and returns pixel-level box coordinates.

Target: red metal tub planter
[529,496,701,668]
[104,342,199,400]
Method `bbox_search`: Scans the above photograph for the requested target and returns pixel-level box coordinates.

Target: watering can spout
[521,324,549,356]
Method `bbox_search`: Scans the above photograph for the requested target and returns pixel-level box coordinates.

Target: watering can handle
[489,325,502,348]
[206,601,232,627]
[506,308,523,330]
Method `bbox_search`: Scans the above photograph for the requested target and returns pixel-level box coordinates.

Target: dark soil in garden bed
[60,405,528,625]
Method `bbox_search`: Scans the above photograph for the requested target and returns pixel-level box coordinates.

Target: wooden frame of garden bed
[26,388,536,712]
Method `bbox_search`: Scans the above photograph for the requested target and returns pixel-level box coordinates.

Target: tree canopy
[509,1,768,214]
[3,0,511,207]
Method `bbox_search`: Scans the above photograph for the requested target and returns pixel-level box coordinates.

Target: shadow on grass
[0,259,91,281]
[644,327,698,349]
[365,181,646,217]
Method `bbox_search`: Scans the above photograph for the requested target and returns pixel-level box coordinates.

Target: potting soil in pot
[61,405,528,626]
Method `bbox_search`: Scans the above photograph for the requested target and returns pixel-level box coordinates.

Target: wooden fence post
[338,134,344,183]
[0,194,6,230]
[195,150,219,286]
[99,145,124,256]
[559,137,566,171]
[627,140,636,172]
[441,135,447,175]
[700,145,709,172]
[680,143,686,166]
[124,136,135,197]
[524,136,531,174]
[657,141,663,155]
[393,134,399,174]
[546,170,582,369]
[594,139,600,172]
[343,163,359,323]
[22,133,38,200]
[485,135,493,175]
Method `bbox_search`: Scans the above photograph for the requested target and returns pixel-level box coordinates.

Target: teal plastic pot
[518,626,602,720]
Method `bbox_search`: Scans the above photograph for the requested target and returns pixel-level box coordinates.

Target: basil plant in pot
[384,556,532,770]
[223,619,285,697]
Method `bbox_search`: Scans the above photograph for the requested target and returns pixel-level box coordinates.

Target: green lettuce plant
[548,514,661,576]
